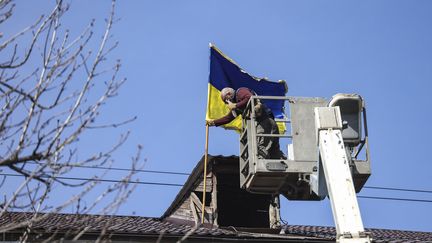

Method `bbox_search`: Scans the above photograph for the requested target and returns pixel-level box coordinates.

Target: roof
[0,212,237,241]
[283,225,432,243]
[0,212,431,242]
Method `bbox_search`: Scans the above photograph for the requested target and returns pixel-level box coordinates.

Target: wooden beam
[190,192,213,224]
[211,174,219,226]
[190,197,199,225]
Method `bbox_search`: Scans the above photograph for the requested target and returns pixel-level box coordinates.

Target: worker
[206,87,285,159]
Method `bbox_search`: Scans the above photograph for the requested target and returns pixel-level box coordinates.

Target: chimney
[161,155,281,229]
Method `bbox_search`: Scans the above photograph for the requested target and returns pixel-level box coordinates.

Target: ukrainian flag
[206,44,288,132]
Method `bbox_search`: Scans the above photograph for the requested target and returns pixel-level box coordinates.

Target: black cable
[27,162,190,176]
[2,173,432,203]
[0,173,184,187]
[358,196,432,203]
[73,165,190,176]
[62,166,432,195]
[31,163,432,195]
[84,165,432,195]
[364,186,432,194]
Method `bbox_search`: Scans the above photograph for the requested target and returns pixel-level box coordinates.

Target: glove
[206,119,215,126]
[227,101,237,110]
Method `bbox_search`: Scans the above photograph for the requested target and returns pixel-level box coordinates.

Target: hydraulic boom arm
[315,107,371,243]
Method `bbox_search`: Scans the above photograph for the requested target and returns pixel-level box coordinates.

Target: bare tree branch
[0,0,142,240]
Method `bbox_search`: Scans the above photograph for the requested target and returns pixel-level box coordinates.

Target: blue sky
[8,0,432,232]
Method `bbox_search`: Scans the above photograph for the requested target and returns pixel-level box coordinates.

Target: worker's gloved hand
[206,119,215,126]
[227,101,236,110]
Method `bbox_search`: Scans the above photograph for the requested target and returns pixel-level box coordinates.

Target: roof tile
[1,212,431,242]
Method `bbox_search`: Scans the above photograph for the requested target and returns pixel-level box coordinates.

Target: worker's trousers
[256,117,285,159]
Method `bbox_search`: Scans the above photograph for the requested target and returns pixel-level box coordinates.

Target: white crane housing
[239,94,371,243]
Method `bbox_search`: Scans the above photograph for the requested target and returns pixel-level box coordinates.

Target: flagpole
[202,44,212,225]
[201,123,209,224]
